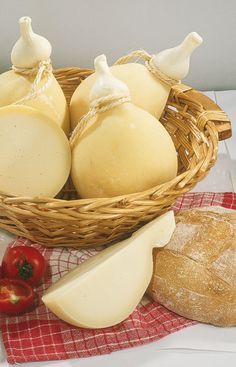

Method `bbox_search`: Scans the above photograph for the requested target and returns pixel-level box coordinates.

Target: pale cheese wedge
[42,211,175,329]
[0,105,71,197]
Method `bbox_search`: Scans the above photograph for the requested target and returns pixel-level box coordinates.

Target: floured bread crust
[147,206,236,326]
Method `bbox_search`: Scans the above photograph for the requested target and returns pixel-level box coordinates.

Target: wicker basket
[0,67,231,248]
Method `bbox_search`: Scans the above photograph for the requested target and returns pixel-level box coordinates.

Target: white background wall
[0,0,235,91]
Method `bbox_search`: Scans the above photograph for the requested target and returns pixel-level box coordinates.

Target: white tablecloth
[1,90,236,366]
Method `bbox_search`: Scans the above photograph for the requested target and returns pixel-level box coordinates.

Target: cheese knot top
[152,32,203,81]
[90,54,130,103]
[11,16,52,68]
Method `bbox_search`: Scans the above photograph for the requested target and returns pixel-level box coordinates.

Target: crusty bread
[147,206,236,326]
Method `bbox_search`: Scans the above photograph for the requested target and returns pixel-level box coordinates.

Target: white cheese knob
[11,16,52,68]
[90,54,129,102]
[152,32,203,80]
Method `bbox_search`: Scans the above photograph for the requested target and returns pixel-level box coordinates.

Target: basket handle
[171,84,232,141]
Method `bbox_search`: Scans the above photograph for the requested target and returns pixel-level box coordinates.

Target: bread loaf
[147,207,236,326]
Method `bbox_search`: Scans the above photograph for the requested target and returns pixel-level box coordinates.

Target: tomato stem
[18,259,33,280]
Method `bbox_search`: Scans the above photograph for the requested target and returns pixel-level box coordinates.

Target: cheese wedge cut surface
[42,211,175,329]
[0,105,71,197]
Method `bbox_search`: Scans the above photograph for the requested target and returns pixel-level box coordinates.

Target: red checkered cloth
[1,192,235,364]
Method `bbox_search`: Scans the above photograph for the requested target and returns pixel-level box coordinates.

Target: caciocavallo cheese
[0,105,71,197]
[42,210,176,329]
[0,16,70,135]
[71,55,178,198]
[70,32,203,130]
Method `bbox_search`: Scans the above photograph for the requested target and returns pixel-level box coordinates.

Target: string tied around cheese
[70,93,131,148]
[114,50,180,87]
[12,58,53,105]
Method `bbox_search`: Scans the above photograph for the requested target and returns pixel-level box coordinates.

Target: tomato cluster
[0,246,46,315]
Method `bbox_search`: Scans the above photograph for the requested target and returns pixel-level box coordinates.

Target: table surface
[1,90,236,366]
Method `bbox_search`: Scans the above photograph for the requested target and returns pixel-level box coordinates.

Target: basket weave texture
[0,67,231,247]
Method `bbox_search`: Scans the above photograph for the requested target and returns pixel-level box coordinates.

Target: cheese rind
[42,211,175,329]
[0,105,71,197]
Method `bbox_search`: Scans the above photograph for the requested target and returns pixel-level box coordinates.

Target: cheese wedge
[42,211,175,329]
[0,105,71,197]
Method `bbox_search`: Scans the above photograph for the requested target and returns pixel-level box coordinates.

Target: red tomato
[0,266,2,279]
[0,278,34,315]
[2,246,46,286]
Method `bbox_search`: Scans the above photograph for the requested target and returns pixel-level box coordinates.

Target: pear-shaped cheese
[70,32,202,130]
[0,16,70,135]
[71,54,177,198]
[0,105,71,197]
[42,211,176,329]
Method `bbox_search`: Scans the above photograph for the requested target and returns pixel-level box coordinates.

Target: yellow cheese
[0,105,71,197]
[0,16,70,135]
[42,210,176,329]
[70,32,202,130]
[71,55,177,198]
